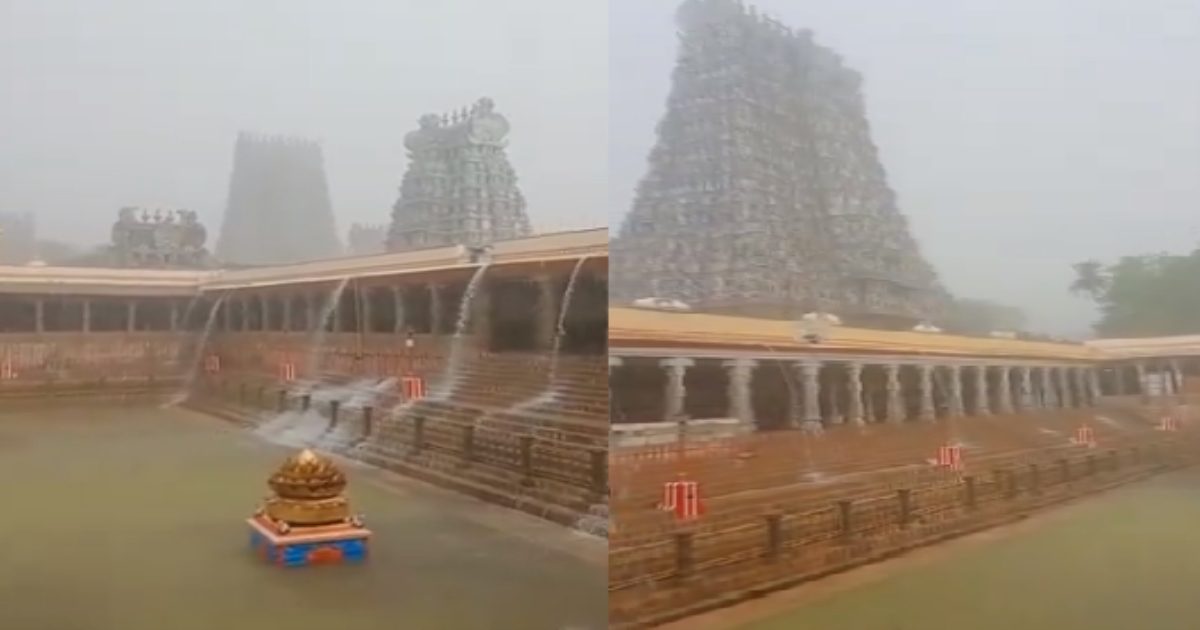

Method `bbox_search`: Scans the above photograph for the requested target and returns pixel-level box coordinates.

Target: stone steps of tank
[358,444,593,520]
[186,397,595,527]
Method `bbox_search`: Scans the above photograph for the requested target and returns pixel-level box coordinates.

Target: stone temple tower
[386,97,532,252]
[216,133,342,265]
[611,0,946,326]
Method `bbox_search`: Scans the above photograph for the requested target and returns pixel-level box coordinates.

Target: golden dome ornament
[256,449,366,532]
[247,448,372,568]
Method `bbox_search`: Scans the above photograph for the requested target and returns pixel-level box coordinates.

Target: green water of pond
[740,474,1200,630]
[0,408,605,630]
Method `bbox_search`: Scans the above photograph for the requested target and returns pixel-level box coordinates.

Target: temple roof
[1085,335,1200,359]
[609,307,1101,362]
[0,228,607,296]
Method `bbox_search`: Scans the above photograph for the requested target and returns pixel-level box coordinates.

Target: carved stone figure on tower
[386,97,533,253]
[108,207,214,269]
[611,0,948,327]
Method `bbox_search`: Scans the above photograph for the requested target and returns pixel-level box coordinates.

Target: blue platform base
[248,518,371,567]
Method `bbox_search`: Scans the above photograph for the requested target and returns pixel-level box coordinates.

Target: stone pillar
[1170,360,1183,401]
[918,364,935,421]
[1057,366,1074,408]
[168,300,179,332]
[258,295,270,332]
[81,300,91,333]
[126,300,137,333]
[392,287,406,333]
[1114,365,1126,396]
[1041,367,1058,408]
[330,292,343,333]
[997,366,1014,414]
[1134,362,1147,402]
[239,298,250,332]
[723,358,756,428]
[1073,367,1089,407]
[359,288,373,334]
[34,299,44,333]
[796,361,822,426]
[846,362,865,425]
[306,293,319,332]
[885,364,904,423]
[429,284,443,335]
[536,275,557,350]
[1088,368,1102,402]
[661,358,693,421]
[282,296,293,332]
[973,365,990,415]
[1019,366,1034,412]
[470,280,489,341]
[948,365,965,417]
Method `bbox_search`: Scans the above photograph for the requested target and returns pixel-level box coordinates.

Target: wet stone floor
[0,407,606,630]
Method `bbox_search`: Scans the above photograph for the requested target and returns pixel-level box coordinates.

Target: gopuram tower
[611,0,946,326]
[386,98,532,252]
[216,134,342,265]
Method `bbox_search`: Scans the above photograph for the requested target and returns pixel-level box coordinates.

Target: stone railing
[611,418,749,450]
[608,426,1200,629]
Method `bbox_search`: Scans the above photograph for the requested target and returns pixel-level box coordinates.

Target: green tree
[1069,260,1109,299]
[1071,250,1200,337]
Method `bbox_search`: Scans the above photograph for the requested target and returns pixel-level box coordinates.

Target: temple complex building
[0,228,606,363]
[387,98,533,253]
[0,227,607,561]
[108,207,213,269]
[611,0,945,328]
[0,212,37,264]
[216,133,342,265]
[347,223,388,256]
[608,306,1200,432]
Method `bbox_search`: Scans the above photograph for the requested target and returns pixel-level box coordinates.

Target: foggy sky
[0,0,607,244]
[611,0,1200,335]
[4,1,1199,336]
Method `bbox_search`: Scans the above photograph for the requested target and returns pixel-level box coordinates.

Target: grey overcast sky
[611,0,1200,335]
[0,0,607,242]
[3,1,1198,334]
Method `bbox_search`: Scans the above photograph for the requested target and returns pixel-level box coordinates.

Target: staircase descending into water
[190,350,609,529]
[355,352,609,524]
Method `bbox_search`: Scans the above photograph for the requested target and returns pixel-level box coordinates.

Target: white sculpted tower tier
[387,98,532,252]
[611,0,945,325]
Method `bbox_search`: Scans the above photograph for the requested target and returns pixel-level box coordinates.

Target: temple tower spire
[216,133,342,265]
[386,97,532,252]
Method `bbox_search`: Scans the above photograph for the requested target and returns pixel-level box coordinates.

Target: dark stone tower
[0,212,37,264]
[611,0,946,326]
[216,133,342,265]
[386,97,532,252]
[347,223,387,256]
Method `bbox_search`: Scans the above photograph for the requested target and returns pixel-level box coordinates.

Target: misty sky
[611,0,1200,335]
[3,1,1199,335]
[0,0,607,241]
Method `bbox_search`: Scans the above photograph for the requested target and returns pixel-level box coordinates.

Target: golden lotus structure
[255,449,361,532]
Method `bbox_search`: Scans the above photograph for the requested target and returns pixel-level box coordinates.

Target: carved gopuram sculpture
[216,133,342,265]
[611,0,948,326]
[109,207,213,269]
[386,98,533,252]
